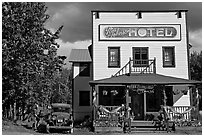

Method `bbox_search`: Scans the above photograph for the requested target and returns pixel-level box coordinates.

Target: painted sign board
[99,24,181,41]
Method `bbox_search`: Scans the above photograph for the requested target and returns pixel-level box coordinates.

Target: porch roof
[89,73,201,86]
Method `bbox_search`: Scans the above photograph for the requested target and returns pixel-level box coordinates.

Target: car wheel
[70,128,73,134]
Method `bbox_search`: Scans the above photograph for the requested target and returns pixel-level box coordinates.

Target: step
[131,120,155,127]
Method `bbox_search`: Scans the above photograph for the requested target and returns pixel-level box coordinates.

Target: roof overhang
[89,73,201,86]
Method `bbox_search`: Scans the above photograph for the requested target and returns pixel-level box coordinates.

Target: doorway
[130,90,144,120]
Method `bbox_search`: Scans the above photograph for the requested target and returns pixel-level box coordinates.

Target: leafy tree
[190,51,202,81]
[51,68,72,104]
[190,51,202,111]
[2,2,67,120]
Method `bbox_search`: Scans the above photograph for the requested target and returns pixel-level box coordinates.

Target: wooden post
[92,86,96,122]
[162,85,170,132]
[163,86,167,106]
[144,92,146,117]
[196,87,200,121]
[125,88,129,118]
[153,57,156,74]
[129,57,132,75]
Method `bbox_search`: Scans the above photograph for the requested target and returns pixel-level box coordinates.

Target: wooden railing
[113,58,156,77]
[161,105,195,131]
[164,106,195,121]
[93,106,125,127]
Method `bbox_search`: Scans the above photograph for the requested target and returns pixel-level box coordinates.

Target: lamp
[95,11,99,19]
[176,11,182,18]
[137,11,142,19]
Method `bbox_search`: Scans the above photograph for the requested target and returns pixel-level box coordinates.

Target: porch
[89,73,201,132]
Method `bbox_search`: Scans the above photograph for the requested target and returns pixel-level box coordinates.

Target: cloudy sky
[45,2,202,67]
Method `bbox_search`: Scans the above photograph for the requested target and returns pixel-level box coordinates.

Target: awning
[69,49,92,62]
[89,73,201,86]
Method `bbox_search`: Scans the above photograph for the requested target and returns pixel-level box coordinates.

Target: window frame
[79,62,90,77]
[79,91,90,106]
[108,47,120,68]
[162,46,175,68]
[132,47,149,67]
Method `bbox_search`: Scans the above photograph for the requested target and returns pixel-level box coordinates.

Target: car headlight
[57,119,63,122]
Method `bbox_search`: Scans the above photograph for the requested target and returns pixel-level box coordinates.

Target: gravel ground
[2,120,202,135]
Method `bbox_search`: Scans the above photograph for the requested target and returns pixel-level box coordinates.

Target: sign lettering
[100,25,181,41]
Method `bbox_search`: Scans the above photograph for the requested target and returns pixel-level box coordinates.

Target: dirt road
[2,120,202,135]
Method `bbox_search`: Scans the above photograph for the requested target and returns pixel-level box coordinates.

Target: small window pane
[79,63,90,76]
[108,47,120,67]
[163,47,175,67]
[79,91,90,106]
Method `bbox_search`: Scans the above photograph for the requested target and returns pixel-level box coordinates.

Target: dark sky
[45,2,202,57]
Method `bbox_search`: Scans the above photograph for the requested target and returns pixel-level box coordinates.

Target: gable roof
[89,73,201,86]
[69,49,92,62]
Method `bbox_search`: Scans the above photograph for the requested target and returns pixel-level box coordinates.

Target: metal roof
[91,10,188,13]
[89,73,201,86]
[69,49,92,62]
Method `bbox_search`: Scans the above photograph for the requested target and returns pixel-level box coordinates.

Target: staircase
[113,58,156,77]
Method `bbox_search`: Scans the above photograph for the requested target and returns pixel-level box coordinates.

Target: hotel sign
[99,24,181,41]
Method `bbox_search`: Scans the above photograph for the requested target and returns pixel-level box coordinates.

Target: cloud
[46,2,202,43]
[46,3,92,42]
[189,29,202,52]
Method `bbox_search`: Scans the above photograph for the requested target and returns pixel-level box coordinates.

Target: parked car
[45,103,73,133]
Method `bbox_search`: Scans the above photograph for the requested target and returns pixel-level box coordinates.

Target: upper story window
[133,47,149,66]
[79,63,90,77]
[108,47,120,68]
[163,47,175,67]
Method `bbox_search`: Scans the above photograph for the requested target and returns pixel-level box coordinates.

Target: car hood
[52,112,70,118]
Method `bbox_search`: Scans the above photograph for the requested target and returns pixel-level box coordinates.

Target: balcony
[113,58,156,77]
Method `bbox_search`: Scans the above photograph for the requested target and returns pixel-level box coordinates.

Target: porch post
[162,85,167,106]
[144,92,146,117]
[92,85,97,122]
[196,86,200,121]
[125,86,131,118]
[162,85,170,132]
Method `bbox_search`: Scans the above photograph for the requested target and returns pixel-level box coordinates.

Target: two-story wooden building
[69,10,200,131]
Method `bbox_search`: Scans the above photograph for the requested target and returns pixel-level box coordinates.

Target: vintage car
[45,103,73,133]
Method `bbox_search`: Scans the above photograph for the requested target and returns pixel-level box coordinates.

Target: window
[146,86,173,112]
[79,63,90,76]
[133,47,148,66]
[79,91,90,106]
[99,86,125,106]
[163,47,175,67]
[146,86,162,112]
[108,47,120,67]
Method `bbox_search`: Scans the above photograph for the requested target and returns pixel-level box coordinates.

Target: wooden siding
[93,12,188,81]
[73,63,92,121]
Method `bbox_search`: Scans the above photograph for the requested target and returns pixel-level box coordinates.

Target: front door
[130,90,144,120]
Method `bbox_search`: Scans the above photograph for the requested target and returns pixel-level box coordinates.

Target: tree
[190,51,202,81]
[2,2,66,120]
[51,68,72,104]
[190,51,202,111]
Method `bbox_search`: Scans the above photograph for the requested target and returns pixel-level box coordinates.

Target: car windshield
[52,107,70,113]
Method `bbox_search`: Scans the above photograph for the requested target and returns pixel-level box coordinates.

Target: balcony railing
[113,58,156,77]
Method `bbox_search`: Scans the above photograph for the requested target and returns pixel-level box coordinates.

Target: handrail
[140,59,155,74]
[113,58,156,77]
[113,59,131,77]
